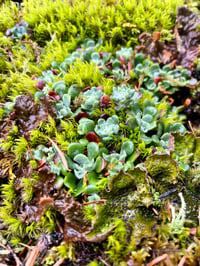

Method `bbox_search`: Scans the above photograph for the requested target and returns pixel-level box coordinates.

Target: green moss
[22,0,184,47]
[0,1,18,33]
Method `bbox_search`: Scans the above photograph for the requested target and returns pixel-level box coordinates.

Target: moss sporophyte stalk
[1,1,200,264]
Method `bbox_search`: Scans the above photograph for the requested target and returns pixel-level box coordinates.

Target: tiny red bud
[36,80,46,90]
[48,91,60,101]
[85,132,99,143]
[52,69,59,75]
[154,76,162,85]
[82,86,91,92]
[99,95,112,109]
[104,171,110,177]
[75,112,89,121]
[153,31,161,41]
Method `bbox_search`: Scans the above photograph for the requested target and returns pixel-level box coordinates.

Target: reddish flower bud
[85,132,99,143]
[82,86,91,92]
[154,76,162,85]
[52,69,59,75]
[100,95,112,109]
[48,91,60,101]
[75,112,89,121]
[36,80,46,90]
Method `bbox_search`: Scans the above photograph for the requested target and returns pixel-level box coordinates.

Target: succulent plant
[81,87,104,111]
[95,115,120,142]
[6,21,30,39]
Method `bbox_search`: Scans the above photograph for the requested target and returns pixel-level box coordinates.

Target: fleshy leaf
[64,172,77,190]
[87,142,99,160]
[68,143,85,159]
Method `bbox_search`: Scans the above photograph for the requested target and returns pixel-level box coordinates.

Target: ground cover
[0,0,200,265]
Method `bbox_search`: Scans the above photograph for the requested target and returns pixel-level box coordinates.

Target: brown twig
[178,243,196,266]
[128,55,132,75]
[47,137,71,171]
[53,258,65,266]
[26,141,35,161]
[152,207,159,216]
[56,218,64,234]
[25,239,42,266]
[98,256,111,266]
[7,244,24,266]
[188,120,195,136]
[146,253,168,266]
[18,240,33,261]
[82,199,106,205]
[168,201,172,221]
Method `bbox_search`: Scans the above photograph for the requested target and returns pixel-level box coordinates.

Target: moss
[0,1,18,33]
[22,0,184,47]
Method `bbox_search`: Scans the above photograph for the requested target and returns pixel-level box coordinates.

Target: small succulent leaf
[68,143,85,158]
[143,106,157,117]
[68,85,82,100]
[103,152,120,162]
[64,172,77,190]
[78,118,95,135]
[142,114,154,123]
[134,53,145,65]
[74,166,85,179]
[87,172,99,185]
[74,154,91,166]
[166,123,186,134]
[95,156,107,173]
[120,141,134,157]
[73,180,84,196]
[62,94,71,107]
[87,142,99,160]
[99,147,108,157]
[146,64,161,78]
[126,117,139,130]
[95,115,119,141]
[88,193,101,202]
[140,120,155,133]
[53,81,67,97]
[112,59,121,68]
[32,150,45,161]
[54,176,64,189]
[84,184,99,194]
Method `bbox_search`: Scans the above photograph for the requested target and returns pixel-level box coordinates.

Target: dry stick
[47,137,71,171]
[25,240,42,266]
[188,120,195,136]
[98,256,111,266]
[7,244,23,266]
[82,199,106,205]
[18,240,34,262]
[146,253,168,266]
[53,258,65,266]
[167,201,172,221]
[56,218,64,234]
[26,141,35,161]
[128,55,132,75]
[83,170,88,202]
[0,243,23,266]
[178,243,196,266]
[18,242,34,250]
